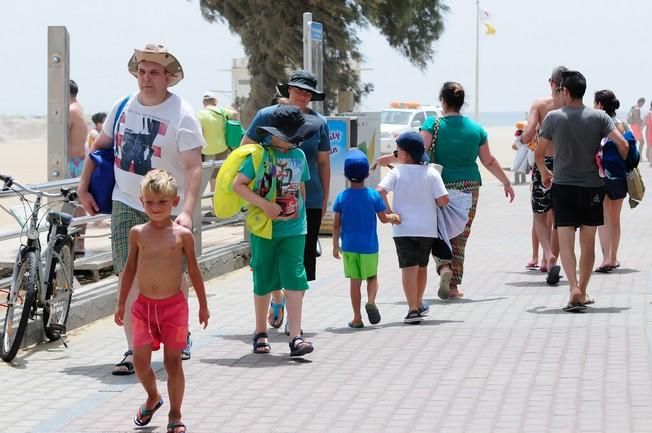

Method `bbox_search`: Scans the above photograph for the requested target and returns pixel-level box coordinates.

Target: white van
[380,102,442,154]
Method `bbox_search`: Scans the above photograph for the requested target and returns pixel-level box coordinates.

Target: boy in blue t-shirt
[232,105,320,357]
[332,149,400,328]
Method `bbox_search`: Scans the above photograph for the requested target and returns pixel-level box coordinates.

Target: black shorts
[551,184,605,228]
[531,156,554,213]
[393,237,451,268]
[604,178,627,200]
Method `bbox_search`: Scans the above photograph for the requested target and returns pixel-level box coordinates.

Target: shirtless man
[520,66,567,285]
[69,80,89,256]
[628,97,646,160]
[68,80,89,177]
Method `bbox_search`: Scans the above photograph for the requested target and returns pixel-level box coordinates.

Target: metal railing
[0,160,241,255]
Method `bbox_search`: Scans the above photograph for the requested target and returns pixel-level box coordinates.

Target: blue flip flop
[268,295,286,329]
[134,398,164,426]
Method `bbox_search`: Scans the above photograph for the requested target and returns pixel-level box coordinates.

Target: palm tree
[198,0,448,124]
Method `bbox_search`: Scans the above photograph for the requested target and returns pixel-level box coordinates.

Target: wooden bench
[73,251,114,282]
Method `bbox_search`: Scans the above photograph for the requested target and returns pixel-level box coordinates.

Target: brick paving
[2,165,652,433]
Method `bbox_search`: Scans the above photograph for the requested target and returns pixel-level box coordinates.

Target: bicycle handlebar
[0,173,77,201]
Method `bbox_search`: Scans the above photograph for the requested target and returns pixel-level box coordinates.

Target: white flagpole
[475,0,480,121]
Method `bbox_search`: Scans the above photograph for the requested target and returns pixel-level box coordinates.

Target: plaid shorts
[111,200,148,274]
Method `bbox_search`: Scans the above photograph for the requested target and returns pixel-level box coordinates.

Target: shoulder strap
[208,106,228,120]
[429,117,440,161]
[112,96,131,143]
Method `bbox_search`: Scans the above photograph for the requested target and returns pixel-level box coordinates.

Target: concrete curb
[19,241,250,348]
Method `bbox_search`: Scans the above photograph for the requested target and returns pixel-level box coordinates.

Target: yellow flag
[484,22,496,35]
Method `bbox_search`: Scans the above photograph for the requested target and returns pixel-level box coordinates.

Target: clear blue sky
[1,0,650,116]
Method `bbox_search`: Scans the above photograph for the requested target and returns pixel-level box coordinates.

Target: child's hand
[333,245,341,259]
[199,306,210,329]
[114,304,125,326]
[262,201,283,219]
[390,213,401,225]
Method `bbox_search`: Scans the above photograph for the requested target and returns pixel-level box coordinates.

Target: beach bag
[210,107,244,149]
[626,166,645,208]
[225,119,244,149]
[88,96,130,214]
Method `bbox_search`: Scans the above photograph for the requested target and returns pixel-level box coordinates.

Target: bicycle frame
[1,179,76,315]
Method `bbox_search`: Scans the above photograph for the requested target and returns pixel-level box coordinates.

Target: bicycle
[0,174,79,362]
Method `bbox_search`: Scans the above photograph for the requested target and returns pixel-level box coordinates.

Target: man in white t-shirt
[77,44,205,373]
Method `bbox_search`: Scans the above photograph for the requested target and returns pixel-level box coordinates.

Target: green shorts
[249,234,308,296]
[111,200,148,274]
[343,252,379,280]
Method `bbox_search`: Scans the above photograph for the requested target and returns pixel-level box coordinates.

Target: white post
[303,12,312,71]
[474,0,480,121]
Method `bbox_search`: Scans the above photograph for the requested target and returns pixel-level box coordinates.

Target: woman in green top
[379,82,514,299]
[422,82,514,298]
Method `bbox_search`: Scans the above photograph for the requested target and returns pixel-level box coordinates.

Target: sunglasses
[556,86,565,94]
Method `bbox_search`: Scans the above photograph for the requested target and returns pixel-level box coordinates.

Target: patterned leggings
[440,182,480,286]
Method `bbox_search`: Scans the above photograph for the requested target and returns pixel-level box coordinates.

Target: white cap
[202,91,217,100]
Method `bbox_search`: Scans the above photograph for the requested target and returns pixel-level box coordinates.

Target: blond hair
[140,169,178,198]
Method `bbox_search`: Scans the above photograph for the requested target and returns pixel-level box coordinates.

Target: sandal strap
[291,336,305,348]
[167,421,186,433]
[253,332,268,341]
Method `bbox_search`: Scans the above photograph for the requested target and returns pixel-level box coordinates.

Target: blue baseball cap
[396,131,429,164]
[344,149,369,182]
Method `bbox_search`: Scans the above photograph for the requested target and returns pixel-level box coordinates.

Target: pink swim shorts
[131,291,188,351]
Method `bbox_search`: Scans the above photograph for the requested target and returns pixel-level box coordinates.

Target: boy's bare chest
[139,232,183,260]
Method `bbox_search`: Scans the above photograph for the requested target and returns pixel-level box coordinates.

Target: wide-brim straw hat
[127,44,184,87]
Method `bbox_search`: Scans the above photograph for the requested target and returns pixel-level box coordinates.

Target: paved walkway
[2,164,652,433]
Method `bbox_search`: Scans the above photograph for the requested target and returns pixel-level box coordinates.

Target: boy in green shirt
[232,105,320,357]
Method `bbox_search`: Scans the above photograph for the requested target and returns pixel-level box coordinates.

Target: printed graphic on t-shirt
[257,155,304,216]
[114,112,168,175]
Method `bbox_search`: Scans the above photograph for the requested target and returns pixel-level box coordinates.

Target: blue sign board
[310,22,323,41]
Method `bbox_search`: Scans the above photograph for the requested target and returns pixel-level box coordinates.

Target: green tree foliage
[197,0,448,124]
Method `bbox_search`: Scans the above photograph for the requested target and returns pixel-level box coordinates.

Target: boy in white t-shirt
[377,132,450,324]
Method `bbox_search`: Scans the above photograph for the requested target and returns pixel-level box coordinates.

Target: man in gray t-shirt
[536,70,628,312]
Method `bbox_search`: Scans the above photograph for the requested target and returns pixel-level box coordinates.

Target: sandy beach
[0,116,517,228]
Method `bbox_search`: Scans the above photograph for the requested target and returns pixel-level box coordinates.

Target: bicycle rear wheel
[1,251,38,362]
[43,237,74,340]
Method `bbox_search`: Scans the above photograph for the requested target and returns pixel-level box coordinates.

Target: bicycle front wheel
[43,237,74,340]
[1,251,38,362]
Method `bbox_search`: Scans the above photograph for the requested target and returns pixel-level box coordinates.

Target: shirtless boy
[68,80,89,177]
[114,169,209,433]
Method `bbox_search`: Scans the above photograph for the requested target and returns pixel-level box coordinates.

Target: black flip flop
[595,266,612,273]
[167,421,187,433]
[112,350,135,376]
[562,303,587,313]
[134,398,164,426]
[546,265,561,285]
[365,303,381,324]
